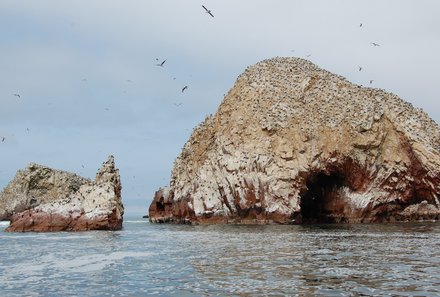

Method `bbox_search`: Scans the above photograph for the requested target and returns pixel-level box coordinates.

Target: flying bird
[13,93,20,98]
[1,137,4,142]
[202,5,214,17]
[156,59,166,67]
[358,66,362,71]
[370,80,374,84]
[182,86,188,93]
[370,42,380,47]
[359,23,363,27]
[173,102,183,107]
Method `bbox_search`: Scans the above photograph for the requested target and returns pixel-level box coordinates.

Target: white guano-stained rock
[149,57,440,224]
[5,156,124,232]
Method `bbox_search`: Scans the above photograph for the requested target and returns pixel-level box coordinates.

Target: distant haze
[1,1,439,216]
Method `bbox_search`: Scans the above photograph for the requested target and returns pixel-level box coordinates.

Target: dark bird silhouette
[370,42,380,47]
[370,80,374,84]
[202,5,214,17]
[182,86,188,93]
[105,107,110,111]
[13,93,20,98]
[156,59,166,67]
[173,102,183,107]
[359,23,363,27]
[81,165,85,168]
[1,137,4,142]
[358,66,362,71]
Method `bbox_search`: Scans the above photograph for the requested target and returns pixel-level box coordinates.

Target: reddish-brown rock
[6,156,123,232]
[149,57,440,224]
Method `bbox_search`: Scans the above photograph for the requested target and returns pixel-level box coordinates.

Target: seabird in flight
[370,42,380,47]
[156,59,166,67]
[13,93,20,98]
[182,86,188,93]
[202,5,214,17]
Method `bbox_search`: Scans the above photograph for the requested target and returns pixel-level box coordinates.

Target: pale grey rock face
[0,163,90,220]
[150,57,440,224]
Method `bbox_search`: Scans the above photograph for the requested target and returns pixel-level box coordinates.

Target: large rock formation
[0,164,89,220]
[5,156,124,232]
[149,57,440,224]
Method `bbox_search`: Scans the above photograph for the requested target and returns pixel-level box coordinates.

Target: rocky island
[4,156,124,232]
[149,57,440,224]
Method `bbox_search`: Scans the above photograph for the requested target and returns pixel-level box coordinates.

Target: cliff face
[6,156,124,232]
[149,57,440,224]
[0,164,89,220]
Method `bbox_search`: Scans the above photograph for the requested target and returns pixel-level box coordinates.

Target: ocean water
[0,219,439,297]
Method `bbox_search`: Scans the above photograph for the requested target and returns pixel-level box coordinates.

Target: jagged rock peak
[149,57,440,224]
[96,155,116,182]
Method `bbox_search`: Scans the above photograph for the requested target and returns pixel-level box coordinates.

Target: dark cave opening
[300,172,347,224]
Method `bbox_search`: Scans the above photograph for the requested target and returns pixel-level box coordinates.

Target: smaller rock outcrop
[5,156,124,232]
[0,164,89,220]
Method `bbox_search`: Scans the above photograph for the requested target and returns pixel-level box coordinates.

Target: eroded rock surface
[6,156,124,232]
[149,57,440,224]
[0,164,89,220]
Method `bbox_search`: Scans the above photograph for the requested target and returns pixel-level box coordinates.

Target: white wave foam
[0,221,10,227]
[124,220,148,223]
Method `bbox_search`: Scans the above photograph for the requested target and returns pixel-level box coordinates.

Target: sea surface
[0,219,439,296]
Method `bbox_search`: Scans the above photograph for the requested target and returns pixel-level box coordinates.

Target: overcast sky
[1,1,439,217]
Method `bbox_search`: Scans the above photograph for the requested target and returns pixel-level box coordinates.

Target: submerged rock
[0,163,89,220]
[149,57,440,224]
[6,156,124,232]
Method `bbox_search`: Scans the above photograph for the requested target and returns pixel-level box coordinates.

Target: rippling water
[0,219,439,296]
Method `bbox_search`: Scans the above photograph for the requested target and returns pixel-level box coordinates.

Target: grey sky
[1,1,439,216]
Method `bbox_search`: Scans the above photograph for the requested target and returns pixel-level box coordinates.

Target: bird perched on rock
[202,5,214,17]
